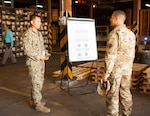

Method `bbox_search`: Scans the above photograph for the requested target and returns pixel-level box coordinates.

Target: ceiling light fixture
[4,0,11,4]
[75,0,78,4]
[36,5,43,8]
[145,3,150,7]
[93,4,97,8]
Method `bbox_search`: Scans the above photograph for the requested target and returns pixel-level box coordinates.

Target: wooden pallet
[52,66,95,80]
[142,82,150,87]
[131,77,143,89]
[132,63,148,76]
[73,67,94,80]
[53,70,61,77]
[131,63,148,89]
[91,66,105,83]
[143,67,150,77]
[139,67,150,94]
[140,86,150,94]
[52,62,149,86]
[77,60,105,83]
[52,59,105,80]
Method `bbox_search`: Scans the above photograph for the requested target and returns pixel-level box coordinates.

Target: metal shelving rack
[96,25,109,52]
[0,6,48,57]
[96,25,109,58]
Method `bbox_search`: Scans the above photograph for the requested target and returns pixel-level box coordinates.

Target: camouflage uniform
[104,25,136,116]
[23,28,49,104]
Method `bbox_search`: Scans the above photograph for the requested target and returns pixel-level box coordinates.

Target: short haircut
[3,23,7,27]
[3,23,11,28]
[113,10,126,21]
[30,15,41,21]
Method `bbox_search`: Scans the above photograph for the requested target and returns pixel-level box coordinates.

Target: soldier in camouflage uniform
[101,10,136,116]
[23,15,51,113]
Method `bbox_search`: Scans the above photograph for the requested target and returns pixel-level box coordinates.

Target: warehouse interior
[0,0,150,116]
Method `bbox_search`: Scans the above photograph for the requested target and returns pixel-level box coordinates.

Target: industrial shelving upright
[96,25,109,54]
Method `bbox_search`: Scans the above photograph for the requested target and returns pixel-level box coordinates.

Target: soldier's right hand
[40,56,48,61]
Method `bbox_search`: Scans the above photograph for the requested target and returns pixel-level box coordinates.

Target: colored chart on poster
[67,17,98,62]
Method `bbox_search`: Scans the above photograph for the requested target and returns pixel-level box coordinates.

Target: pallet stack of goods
[131,63,148,89]
[53,60,149,89]
[88,61,105,83]
[53,62,96,80]
[77,60,105,81]
[91,63,149,85]
[140,67,150,94]
[91,62,149,85]
[0,7,48,57]
[52,59,105,81]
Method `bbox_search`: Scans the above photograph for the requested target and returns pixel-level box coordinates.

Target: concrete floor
[0,45,150,116]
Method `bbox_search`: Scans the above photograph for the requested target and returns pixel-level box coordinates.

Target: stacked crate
[131,63,148,89]
[53,65,94,80]
[52,59,105,81]
[76,60,105,82]
[53,61,97,80]
[140,67,150,94]
[53,61,149,89]
[91,62,149,85]
[91,63,148,85]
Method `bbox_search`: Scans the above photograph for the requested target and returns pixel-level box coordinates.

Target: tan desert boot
[35,102,51,113]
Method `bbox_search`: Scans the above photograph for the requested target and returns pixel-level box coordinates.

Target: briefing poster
[67,17,98,62]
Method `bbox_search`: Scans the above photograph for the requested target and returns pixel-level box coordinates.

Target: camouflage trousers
[106,72,133,116]
[27,60,45,104]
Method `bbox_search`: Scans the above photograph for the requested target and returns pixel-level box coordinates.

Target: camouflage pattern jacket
[23,28,49,64]
[105,24,136,79]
